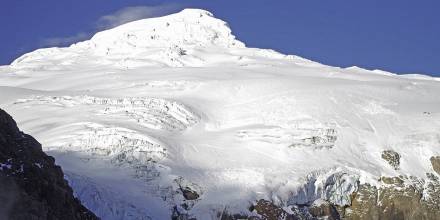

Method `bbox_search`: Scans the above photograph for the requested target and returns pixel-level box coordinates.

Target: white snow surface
[1,8,440,219]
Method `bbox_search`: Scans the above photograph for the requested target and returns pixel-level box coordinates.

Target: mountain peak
[10,8,249,68]
[79,8,244,53]
[178,8,214,16]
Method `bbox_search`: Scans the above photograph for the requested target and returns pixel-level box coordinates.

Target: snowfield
[1,8,440,219]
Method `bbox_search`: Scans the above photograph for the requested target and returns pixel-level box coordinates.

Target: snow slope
[1,8,440,219]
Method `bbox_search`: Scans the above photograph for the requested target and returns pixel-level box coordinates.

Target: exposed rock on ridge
[0,108,98,220]
[381,150,400,170]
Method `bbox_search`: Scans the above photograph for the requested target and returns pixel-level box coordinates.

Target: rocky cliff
[0,108,98,220]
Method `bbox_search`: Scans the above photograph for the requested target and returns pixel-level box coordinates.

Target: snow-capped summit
[11,9,251,69]
[9,8,316,70]
[84,8,245,51]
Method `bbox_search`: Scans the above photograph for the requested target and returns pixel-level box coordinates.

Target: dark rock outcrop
[430,156,440,175]
[180,187,199,201]
[381,150,400,170]
[344,175,440,220]
[308,200,340,220]
[0,109,98,220]
[251,199,290,220]
[175,177,201,201]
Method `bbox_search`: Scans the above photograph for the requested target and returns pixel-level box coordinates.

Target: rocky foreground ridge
[210,154,440,220]
[0,108,98,220]
[174,175,440,220]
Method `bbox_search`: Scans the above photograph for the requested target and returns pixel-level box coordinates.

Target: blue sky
[1,0,439,76]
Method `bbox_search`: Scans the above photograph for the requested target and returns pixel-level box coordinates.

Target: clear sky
[1,0,439,76]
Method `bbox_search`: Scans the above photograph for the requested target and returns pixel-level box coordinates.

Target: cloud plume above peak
[40,4,181,47]
[97,5,181,30]
[40,32,90,47]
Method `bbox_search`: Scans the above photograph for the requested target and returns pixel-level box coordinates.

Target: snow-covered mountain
[1,8,440,220]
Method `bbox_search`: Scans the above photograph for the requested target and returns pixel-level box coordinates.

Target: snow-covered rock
[289,170,359,206]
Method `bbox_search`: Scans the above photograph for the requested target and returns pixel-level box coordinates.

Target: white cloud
[40,32,90,47]
[40,4,181,47]
[97,4,180,29]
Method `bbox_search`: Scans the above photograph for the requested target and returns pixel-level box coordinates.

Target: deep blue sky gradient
[1,0,439,76]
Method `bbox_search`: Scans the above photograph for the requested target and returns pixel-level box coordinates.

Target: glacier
[1,8,440,219]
